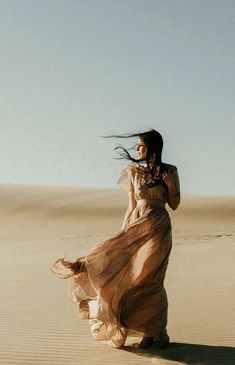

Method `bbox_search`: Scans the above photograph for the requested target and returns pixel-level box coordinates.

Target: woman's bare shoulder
[162,162,178,172]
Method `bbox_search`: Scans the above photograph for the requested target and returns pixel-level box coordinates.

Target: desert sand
[0,183,234,365]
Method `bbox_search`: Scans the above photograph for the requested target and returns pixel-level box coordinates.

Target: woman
[51,129,180,349]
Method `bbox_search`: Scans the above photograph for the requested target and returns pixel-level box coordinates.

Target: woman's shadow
[123,342,235,365]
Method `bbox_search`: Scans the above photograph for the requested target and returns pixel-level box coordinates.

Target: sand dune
[0,183,234,364]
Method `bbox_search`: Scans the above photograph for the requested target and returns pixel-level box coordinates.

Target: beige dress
[51,163,180,348]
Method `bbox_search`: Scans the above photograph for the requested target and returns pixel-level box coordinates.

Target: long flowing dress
[51,163,180,348]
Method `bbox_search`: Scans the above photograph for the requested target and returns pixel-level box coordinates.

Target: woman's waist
[136,198,165,208]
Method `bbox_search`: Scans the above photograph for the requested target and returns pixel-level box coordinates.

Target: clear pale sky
[1,0,234,195]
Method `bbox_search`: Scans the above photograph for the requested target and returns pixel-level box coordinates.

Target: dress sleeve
[117,165,134,193]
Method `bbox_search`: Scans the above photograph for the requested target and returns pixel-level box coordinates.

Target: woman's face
[136,138,147,159]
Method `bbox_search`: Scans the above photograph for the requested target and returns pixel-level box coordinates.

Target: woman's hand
[162,170,175,189]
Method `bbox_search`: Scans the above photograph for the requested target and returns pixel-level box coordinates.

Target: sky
[0,0,234,195]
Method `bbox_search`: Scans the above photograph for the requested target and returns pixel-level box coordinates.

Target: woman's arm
[121,190,137,229]
[162,168,181,211]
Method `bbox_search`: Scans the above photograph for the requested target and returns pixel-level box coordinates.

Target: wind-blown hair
[103,129,166,187]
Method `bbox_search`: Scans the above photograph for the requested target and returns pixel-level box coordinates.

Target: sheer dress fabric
[51,164,180,348]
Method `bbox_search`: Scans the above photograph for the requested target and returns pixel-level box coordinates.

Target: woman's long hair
[103,129,166,187]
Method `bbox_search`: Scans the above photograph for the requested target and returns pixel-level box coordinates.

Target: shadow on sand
[123,342,235,365]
